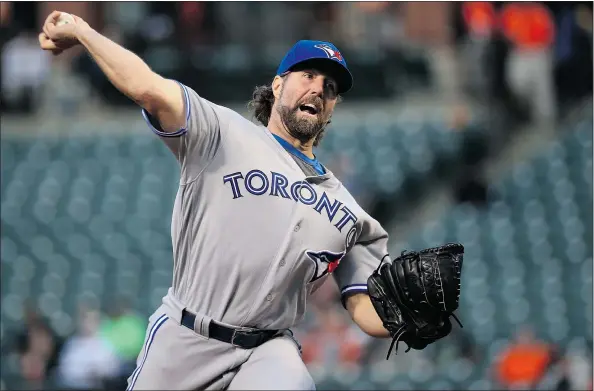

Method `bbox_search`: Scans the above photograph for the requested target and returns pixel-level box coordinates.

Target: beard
[276,100,327,145]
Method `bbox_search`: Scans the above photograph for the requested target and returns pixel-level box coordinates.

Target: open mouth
[299,104,319,116]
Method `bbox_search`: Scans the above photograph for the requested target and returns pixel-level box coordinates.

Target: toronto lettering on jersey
[223,170,357,232]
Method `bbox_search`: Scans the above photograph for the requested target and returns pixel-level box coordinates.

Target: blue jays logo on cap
[276,40,353,94]
[314,44,343,61]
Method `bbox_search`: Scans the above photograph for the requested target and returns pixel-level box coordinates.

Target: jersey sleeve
[141,81,221,184]
[333,217,390,309]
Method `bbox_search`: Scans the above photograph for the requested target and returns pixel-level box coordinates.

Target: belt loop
[200,314,212,338]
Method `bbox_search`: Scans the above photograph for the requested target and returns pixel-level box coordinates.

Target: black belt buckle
[230,329,259,348]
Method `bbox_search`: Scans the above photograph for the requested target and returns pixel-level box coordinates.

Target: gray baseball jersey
[127,82,389,390]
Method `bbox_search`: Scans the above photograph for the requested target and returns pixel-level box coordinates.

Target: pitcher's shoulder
[213,104,265,133]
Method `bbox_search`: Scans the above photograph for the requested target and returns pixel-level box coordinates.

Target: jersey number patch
[306,250,345,283]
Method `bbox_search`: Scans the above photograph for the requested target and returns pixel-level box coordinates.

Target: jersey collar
[271,133,326,176]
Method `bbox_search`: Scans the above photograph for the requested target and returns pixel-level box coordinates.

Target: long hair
[248,84,275,129]
[247,82,333,147]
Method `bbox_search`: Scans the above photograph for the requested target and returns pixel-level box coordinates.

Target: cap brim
[289,58,353,94]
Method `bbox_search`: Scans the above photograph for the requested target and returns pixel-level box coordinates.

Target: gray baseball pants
[126,295,315,390]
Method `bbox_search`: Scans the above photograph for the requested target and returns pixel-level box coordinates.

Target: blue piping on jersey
[141,81,190,138]
[272,134,326,175]
[127,314,168,390]
[340,284,368,309]
[341,284,368,295]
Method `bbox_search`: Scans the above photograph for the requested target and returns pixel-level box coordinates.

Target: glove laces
[386,324,409,359]
[451,313,463,328]
[385,313,464,360]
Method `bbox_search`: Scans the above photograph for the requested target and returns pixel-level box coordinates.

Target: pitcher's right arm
[40,11,184,133]
[76,24,184,133]
[40,11,222,183]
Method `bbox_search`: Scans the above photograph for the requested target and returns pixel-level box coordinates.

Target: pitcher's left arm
[332,216,391,338]
[345,291,390,338]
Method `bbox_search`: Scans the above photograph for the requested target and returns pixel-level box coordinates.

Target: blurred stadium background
[1,1,593,390]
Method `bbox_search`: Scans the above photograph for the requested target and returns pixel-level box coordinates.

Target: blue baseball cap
[276,40,353,94]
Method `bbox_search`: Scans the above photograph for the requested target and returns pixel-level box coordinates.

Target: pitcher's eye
[303,72,314,79]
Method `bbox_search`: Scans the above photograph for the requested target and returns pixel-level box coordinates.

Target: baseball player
[39,11,464,391]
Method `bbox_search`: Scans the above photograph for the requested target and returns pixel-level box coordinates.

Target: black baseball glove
[367,243,464,359]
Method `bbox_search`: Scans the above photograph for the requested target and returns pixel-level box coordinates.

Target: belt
[180,309,278,349]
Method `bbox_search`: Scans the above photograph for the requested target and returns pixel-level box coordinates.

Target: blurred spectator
[1,31,50,114]
[99,298,145,365]
[10,303,64,390]
[458,2,497,98]
[463,2,497,39]
[500,2,557,125]
[494,325,554,390]
[55,306,120,390]
[455,2,524,154]
[299,298,372,371]
[0,1,51,115]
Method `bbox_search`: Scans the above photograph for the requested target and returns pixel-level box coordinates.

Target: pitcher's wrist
[74,23,93,44]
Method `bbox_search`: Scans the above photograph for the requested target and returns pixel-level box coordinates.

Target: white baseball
[56,12,75,26]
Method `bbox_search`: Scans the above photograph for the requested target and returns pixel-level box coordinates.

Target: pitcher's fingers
[43,11,61,36]
[44,10,62,26]
[38,32,52,48]
[45,22,58,40]
[42,20,53,38]
[40,40,59,51]
[39,33,59,50]
[39,32,49,47]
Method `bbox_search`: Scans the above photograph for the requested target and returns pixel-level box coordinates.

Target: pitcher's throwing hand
[39,11,87,55]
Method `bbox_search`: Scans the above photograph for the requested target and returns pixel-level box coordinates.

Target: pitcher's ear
[272,73,287,100]
[272,76,281,99]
